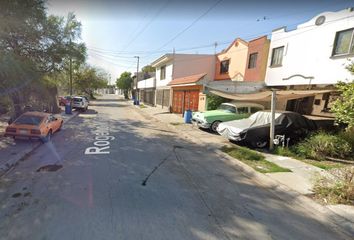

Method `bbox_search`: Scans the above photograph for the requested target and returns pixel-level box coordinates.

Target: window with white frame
[270,46,284,67]
[332,28,354,56]
[160,65,166,80]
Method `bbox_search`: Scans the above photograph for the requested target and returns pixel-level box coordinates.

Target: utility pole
[134,56,140,102]
[269,89,277,151]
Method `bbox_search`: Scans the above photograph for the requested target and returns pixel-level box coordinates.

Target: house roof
[168,73,206,86]
[218,38,248,55]
[151,54,174,67]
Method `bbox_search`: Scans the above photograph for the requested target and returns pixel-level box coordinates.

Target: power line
[153,0,224,52]
[120,0,171,52]
[88,12,354,69]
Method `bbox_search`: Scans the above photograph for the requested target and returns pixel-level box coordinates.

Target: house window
[160,65,166,80]
[270,46,284,67]
[248,53,258,69]
[332,28,354,56]
[220,60,230,74]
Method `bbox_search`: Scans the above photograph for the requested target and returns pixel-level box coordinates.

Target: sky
[47,0,353,84]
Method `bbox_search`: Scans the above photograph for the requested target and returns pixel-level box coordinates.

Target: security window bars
[333,28,354,56]
[271,46,284,67]
[248,53,258,69]
[220,60,230,74]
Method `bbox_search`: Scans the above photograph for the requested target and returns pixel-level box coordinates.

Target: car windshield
[14,115,44,125]
[73,98,82,102]
[218,104,236,113]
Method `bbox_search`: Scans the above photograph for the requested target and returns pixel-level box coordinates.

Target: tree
[74,65,108,99]
[116,72,133,99]
[142,65,155,73]
[0,0,86,117]
[331,62,354,130]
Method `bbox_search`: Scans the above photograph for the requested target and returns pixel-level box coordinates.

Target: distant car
[79,95,90,103]
[72,96,88,111]
[4,112,63,142]
[217,111,319,148]
[58,96,66,106]
[192,102,264,132]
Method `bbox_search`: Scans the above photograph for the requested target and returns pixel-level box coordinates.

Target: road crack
[141,145,183,186]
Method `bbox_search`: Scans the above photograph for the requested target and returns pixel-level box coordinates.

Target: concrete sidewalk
[136,103,354,225]
[0,109,79,177]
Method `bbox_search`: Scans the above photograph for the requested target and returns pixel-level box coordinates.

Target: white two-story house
[265,8,354,116]
[151,54,215,113]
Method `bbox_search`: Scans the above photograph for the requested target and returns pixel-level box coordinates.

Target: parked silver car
[72,96,89,111]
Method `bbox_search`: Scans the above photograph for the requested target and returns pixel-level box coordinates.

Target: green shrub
[294,132,352,160]
[206,94,230,110]
[338,130,354,151]
[313,167,354,204]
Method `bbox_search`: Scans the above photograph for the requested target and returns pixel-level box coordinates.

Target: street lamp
[134,56,140,102]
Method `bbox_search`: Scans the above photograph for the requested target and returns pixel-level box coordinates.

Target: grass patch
[139,104,147,108]
[221,146,291,173]
[301,159,344,170]
[170,122,183,126]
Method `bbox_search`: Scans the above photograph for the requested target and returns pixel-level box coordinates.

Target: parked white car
[72,96,89,111]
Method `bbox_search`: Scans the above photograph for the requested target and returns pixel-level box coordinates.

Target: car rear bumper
[4,132,43,140]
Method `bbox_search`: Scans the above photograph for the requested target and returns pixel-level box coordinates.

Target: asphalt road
[0,95,350,240]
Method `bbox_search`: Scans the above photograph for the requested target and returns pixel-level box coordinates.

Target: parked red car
[58,96,66,106]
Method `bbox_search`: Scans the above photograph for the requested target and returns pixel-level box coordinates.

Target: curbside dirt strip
[0,111,79,178]
[130,101,354,239]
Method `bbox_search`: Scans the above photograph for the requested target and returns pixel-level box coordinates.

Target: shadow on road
[0,109,350,240]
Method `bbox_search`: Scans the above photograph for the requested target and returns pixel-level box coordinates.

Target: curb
[0,111,79,178]
[132,103,354,238]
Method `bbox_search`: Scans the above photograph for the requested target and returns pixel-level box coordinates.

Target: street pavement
[0,95,352,240]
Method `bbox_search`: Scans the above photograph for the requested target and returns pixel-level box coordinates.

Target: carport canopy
[208,89,334,102]
[208,88,335,151]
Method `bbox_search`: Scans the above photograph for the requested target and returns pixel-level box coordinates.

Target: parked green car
[191,102,265,132]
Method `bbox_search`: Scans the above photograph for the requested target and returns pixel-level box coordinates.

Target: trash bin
[184,110,192,124]
[65,102,72,114]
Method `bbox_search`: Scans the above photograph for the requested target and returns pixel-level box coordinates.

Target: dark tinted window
[14,115,44,125]
[73,98,83,102]
[220,60,230,74]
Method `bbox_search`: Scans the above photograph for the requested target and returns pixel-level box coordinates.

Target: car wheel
[250,140,268,148]
[210,121,221,132]
[58,121,63,131]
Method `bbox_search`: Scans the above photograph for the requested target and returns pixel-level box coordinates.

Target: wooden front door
[184,91,199,112]
[172,91,184,113]
[172,90,199,114]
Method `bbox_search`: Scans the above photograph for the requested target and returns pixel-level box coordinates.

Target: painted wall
[214,39,248,81]
[244,36,270,82]
[155,62,173,88]
[137,77,155,89]
[173,54,215,81]
[265,8,354,86]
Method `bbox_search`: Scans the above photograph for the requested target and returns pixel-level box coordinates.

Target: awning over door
[208,88,335,102]
[168,73,206,86]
